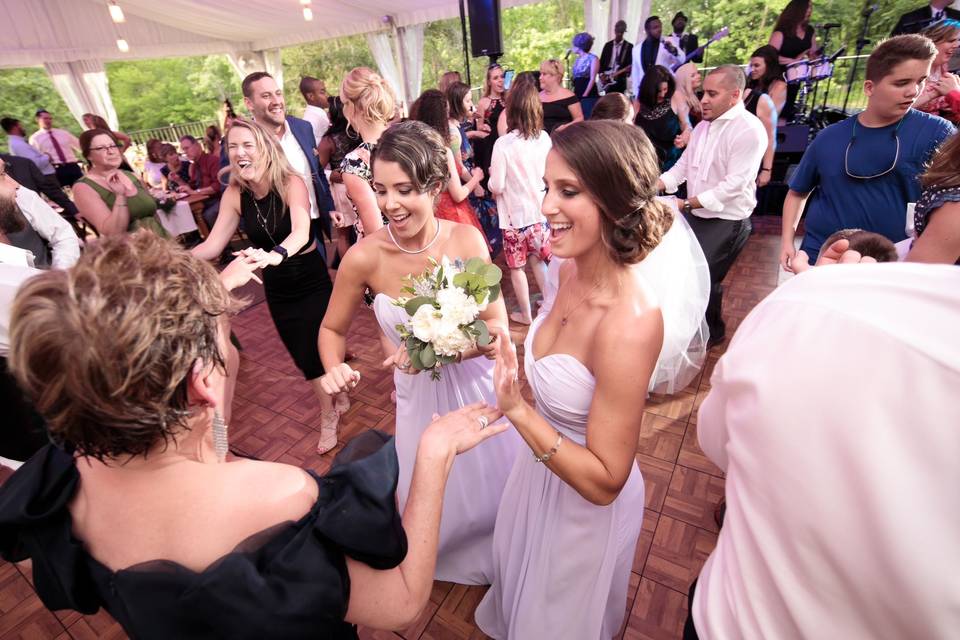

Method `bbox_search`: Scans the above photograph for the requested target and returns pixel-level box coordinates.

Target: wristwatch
[680,199,694,215]
[271,245,288,262]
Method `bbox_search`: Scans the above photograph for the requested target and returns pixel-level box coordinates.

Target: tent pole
[459,0,471,87]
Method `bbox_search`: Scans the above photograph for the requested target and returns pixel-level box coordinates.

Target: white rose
[432,323,474,357]
[410,304,442,342]
[436,286,480,326]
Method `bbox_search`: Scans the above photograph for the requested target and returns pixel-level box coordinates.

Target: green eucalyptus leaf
[408,347,424,371]
[404,296,435,316]
[474,320,491,346]
[465,257,486,274]
[487,283,501,302]
[481,263,503,286]
[453,272,472,288]
[421,343,437,368]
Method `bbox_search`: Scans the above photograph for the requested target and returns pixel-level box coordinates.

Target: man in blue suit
[226,71,334,260]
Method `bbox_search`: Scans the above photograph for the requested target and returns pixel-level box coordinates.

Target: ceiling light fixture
[300,0,312,5]
[303,7,313,20]
[116,38,130,52]
[109,1,126,23]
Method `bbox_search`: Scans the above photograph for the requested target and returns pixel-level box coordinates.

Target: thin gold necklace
[559,272,603,327]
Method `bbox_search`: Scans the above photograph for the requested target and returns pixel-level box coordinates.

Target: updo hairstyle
[370,120,450,195]
[340,67,398,126]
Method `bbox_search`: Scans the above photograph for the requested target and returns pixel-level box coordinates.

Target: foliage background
[0,0,931,149]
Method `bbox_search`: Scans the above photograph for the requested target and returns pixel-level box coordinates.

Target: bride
[318,120,522,585]
[475,120,707,638]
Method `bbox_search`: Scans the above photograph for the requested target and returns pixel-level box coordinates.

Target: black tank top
[240,188,312,256]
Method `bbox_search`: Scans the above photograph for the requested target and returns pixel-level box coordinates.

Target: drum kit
[783,45,846,131]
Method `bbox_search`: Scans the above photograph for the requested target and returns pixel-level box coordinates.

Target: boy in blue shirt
[781,34,955,271]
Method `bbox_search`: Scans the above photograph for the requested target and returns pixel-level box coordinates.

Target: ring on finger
[477,415,489,430]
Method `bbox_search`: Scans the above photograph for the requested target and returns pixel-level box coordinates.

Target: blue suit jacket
[219,115,334,238]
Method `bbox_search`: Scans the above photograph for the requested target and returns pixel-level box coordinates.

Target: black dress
[542,95,580,134]
[778,25,814,122]
[241,188,333,380]
[0,431,407,640]
[473,97,505,187]
[635,102,682,171]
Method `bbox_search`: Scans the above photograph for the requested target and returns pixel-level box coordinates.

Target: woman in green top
[73,129,168,238]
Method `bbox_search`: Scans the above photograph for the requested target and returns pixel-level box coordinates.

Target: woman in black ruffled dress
[0,230,506,639]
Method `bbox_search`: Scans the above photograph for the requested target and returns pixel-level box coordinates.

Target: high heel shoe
[334,392,350,416]
[317,410,340,455]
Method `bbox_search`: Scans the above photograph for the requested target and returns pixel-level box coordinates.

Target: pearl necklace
[386,219,442,254]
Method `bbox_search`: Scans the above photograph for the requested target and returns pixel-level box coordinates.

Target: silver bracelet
[533,432,563,463]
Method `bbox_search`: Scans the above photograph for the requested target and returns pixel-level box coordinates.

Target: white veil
[539,198,710,395]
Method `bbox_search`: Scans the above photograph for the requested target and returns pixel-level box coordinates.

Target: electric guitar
[671,26,730,72]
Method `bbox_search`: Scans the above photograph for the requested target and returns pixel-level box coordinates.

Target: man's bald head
[707,64,746,93]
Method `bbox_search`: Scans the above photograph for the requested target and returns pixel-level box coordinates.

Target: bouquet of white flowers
[394,256,502,380]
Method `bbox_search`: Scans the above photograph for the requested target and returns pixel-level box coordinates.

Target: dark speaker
[468,0,503,58]
[776,124,811,154]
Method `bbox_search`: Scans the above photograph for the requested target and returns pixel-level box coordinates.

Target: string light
[108,1,126,23]
[116,38,130,52]
[303,7,313,21]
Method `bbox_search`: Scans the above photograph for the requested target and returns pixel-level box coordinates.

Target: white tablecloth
[157,200,198,237]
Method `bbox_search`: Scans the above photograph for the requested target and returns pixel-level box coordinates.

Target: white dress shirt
[28,128,80,164]
[694,263,960,640]
[279,125,319,220]
[7,135,55,175]
[659,100,766,221]
[488,130,552,230]
[631,39,683,96]
[0,261,41,357]
[15,186,80,269]
[302,105,330,145]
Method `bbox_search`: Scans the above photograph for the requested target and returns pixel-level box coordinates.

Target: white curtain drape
[365,30,407,108]
[43,60,119,130]
[398,24,425,107]
[584,0,611,43]
[227,48,284,89]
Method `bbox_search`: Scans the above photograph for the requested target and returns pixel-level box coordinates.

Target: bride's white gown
[373,293,523,585]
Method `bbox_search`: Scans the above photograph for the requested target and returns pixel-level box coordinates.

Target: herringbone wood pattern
[0,219,782,639]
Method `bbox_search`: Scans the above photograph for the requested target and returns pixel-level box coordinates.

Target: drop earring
[213,410,229,463]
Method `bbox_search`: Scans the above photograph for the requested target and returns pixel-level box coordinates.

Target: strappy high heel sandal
[317,410,340,455]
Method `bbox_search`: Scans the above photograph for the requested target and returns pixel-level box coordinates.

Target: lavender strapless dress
[373,293,522,585]
[474,313,646,639]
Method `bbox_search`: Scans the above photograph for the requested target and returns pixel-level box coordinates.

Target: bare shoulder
[447,220,490,259]
[225,459,319,522]
[341,228,388,273]
[594,275,664,357]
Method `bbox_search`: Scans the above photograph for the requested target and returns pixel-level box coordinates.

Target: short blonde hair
[9,231,241,460]
[340,67,398,126]
[540,59,565,81]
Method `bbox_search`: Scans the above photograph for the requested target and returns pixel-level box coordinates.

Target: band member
[666,12,701,64]
[599,20,634,94]
[631,16,684,97]
[891,0,960,36]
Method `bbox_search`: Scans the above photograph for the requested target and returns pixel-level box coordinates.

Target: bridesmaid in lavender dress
[475,121,677,638]
[319,121,522,585]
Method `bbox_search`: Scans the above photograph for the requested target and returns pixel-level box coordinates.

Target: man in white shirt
[690,262,960,639]
[0,157,80,270]
[28,110,83,187]
[631,15,684,98]
[299,76,331,145]
[658,65,766,345]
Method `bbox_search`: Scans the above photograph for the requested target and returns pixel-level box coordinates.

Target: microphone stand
[842,1,876,115]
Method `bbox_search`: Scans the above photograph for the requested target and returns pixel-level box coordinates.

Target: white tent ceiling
[0,0,539,69]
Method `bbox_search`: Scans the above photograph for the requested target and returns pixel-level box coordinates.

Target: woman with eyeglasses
[539,59,584,134]
[73,128,169,237]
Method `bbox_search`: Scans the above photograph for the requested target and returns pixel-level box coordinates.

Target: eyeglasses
[90,144,120,153]
[844,117,905,180]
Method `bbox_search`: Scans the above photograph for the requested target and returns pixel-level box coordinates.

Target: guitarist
[598,20,634,94]
[667,12,702,63]
[631,15,684,97]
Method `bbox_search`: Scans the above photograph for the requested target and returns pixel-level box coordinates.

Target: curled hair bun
[552,121,672,264]
[340,67,398,125]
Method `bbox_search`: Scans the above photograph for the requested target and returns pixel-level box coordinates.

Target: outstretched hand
[791,238,878,274]
[422,402,508,458]
[492,328,525,420]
